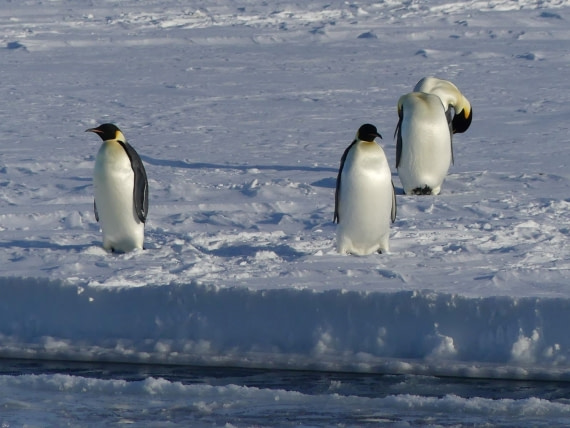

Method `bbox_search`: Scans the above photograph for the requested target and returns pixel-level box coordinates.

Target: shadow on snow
[141,155,338,174]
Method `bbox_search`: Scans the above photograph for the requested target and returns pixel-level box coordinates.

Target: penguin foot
[410,185,433,195]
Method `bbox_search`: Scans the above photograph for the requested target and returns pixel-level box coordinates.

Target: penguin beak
[85,128,101,134]
[376,132,383,140]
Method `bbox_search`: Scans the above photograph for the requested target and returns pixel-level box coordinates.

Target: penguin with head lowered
[334,124,397,255]
[86,123,148,253]
[395,77,472,195]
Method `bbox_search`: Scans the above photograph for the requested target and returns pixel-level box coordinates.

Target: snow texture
[1,0,570,381]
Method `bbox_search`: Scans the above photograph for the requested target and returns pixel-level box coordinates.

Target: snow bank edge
[1,276,569,380]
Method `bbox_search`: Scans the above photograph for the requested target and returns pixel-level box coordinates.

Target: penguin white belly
[336,142,393,255]
[398,93,451,195]
[94,141,144,252]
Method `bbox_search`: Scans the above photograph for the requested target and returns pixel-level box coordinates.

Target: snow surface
[1,0,570,386]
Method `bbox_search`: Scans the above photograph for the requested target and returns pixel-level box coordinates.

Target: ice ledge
[1,277,569,380]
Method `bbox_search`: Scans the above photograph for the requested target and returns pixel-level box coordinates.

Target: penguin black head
[86,123,124,142]
[357,123,382,142]
[451,107,473,134]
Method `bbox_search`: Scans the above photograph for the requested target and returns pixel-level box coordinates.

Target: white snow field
[1,0,570,423]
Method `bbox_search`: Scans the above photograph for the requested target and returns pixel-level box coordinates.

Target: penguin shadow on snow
[140,156,338,174]
[0,239,95,252]
[195,242,307,262]
[142,155,349,191]
[311,177,336,189]
[391,173,407,196]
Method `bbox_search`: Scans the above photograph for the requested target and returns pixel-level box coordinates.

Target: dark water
[1,357,569,401]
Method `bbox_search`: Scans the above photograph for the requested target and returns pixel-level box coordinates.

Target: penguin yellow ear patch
[115,130,126,142]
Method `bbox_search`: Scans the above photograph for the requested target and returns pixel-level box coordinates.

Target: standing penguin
[395,77,472,195]
[334,124,396,255]
[86,123,148,252]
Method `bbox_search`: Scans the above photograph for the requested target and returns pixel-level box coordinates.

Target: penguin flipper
[445,107,454,128]
[119,141,149,223]
[94,200,99,222]
[395,114,403,168]
[133,160,149,223]
[391,181,397,223]
[334,139,357,223]
[447,117,455,166]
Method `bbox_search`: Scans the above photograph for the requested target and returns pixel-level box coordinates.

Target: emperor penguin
[86,123,148,253]
[334,124,397,255]
[395,77,472,195]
